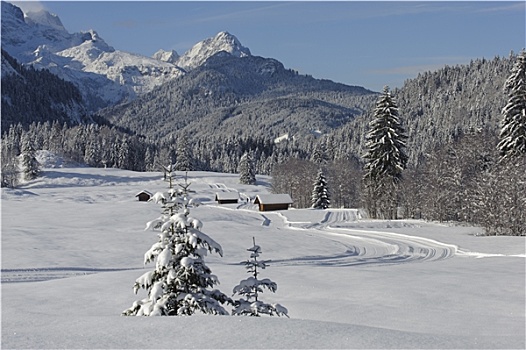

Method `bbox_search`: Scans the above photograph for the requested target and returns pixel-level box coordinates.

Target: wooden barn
[254,194,293,212]
[135,190,153,202]
[215,192,239,204]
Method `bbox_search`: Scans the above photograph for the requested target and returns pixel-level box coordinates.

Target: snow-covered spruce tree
[498,50,526,162]
[175,134,193,171]
[1,135,19,188]
[123,171,232,316]
[232,237,288,317]
[362,86,408,219]
[20,134,40,181]
[311,169,330,209]
[311,140,329,166]
[239,151,256,185]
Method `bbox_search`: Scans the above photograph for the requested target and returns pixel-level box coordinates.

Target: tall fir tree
[123,171,232,316]
[498,50,526,162]
[1,137,19,188]
[20,134,40,181]
[363,86,408,219]
[232,237,289,317]
[311,140,329,166]
[311,169,330,209]
[175,134,193,171]
[238,151,256,185]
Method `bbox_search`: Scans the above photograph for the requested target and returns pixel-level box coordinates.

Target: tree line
[272,51,525,236]
[2,51,524,235]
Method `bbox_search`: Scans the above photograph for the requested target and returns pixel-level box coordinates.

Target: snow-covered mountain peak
[1,3,256,111]
[1,2,184,109]
[176,31,251,70]
[2,2,77,58]
[152,49,179,64]
[57,35,115,65]
[25,9,67,32]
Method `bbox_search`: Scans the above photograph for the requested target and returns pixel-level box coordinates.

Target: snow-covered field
[1,164,525,349]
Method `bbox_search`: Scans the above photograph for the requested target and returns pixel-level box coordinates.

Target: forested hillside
[99,53,377,141]
[327,54,515,166]
[3,53,517,173]
[1,50,89,131]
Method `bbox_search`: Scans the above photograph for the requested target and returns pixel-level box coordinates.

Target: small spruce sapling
[232,237,289,317]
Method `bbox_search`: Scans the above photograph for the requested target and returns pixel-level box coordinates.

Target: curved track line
[272,210,458,267]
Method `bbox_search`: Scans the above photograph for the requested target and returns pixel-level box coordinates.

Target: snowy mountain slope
[1,2,81,57]
[1,2,185,109]
[175,31,251,70]
[1,165,524,348]
[56,39,184,96]
[1,49,89,129]
[152,49,180,64]
[0,48,19,77]
[100,53,377,141]
[1,3,249,110]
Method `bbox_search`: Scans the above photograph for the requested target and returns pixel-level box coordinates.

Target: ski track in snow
[270,210,459,267]
[0,267,143,284]
[271,210,525,266]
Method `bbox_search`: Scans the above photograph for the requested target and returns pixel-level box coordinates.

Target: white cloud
[476,2,525,13]
[371,56,474,77]
[10,1,47,14]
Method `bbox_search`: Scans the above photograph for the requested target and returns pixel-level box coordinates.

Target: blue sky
[12,1,526,91]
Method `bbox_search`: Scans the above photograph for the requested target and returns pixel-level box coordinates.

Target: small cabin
[215,192,239,204]
[135,190,153,202]
[254,194,293,212]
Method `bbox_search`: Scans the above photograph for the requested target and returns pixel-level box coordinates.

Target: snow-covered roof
[255,194,293,205]
[135,190,153,197]
[215,192,239,200]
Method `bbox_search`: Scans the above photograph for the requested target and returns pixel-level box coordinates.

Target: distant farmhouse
[135,190,152,202]
[215,192,239,204]
[254,194,293,211]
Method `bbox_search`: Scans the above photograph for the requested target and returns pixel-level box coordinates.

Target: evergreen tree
[116,136,131,169]
[84,140,101,167]
[175,134,193,171]
[311,169,330,209]
[311,140,328,166]
[123,171,232,316]
[238,151,256,185]
[232,237,288,317]
[362,86,408,219]
[498,50,526,162]
[1,137,19,188]
[20,134,40,181]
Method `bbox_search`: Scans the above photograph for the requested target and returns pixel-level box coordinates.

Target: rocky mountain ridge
[1,2,257,111]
